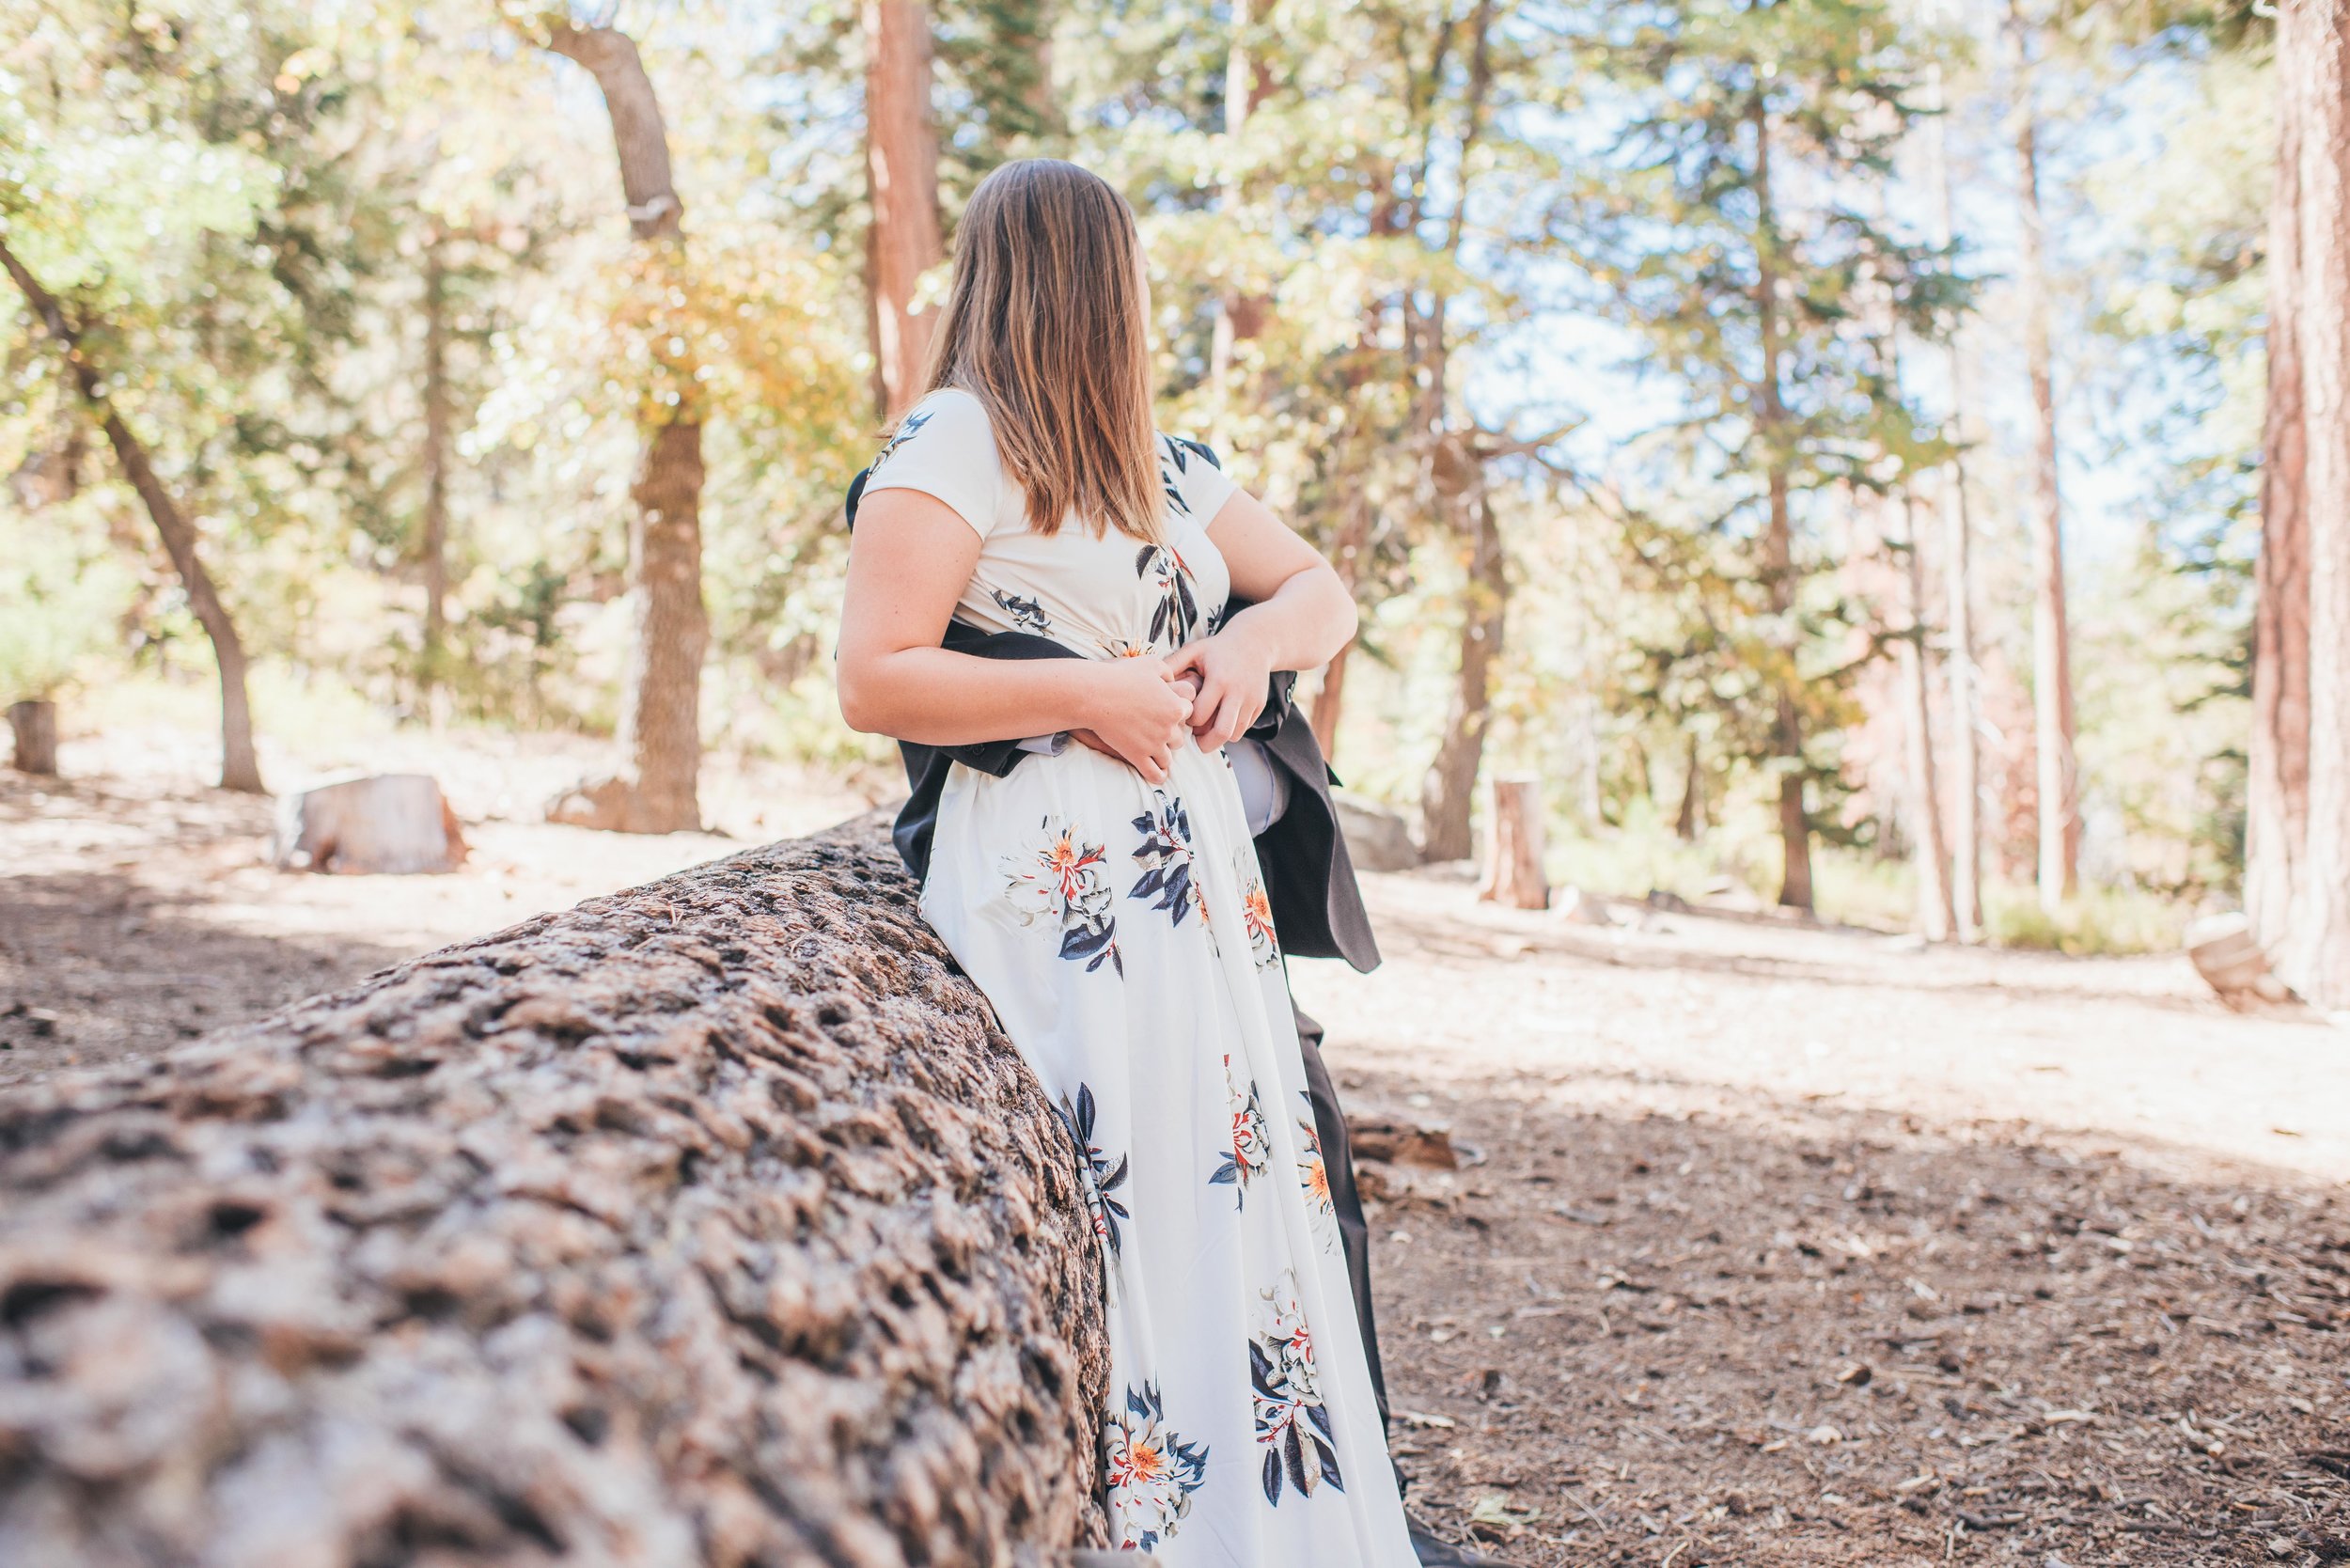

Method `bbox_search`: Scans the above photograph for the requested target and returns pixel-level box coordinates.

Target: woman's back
[862,387,1240,662]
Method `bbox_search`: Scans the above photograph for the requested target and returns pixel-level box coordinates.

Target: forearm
[1218,567,1358,673]
[838,646,1100,746]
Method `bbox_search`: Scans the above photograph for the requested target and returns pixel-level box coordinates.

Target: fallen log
[0,814,1113,1567]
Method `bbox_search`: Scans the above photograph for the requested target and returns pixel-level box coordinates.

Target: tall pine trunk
[2281,0,2350,1011]
[866,0,945,421]
[1308,494,1371,760]
[1418,486,1507,862]
[0,240,263,794]
[2007,1,2079,910]
[546,23,707,835]
[1894,490,1955,940]
[2251,1,2311,960]
[1209,0,1275,431]
[1926,58,1983,940]
[420,237,452,723]
[1753,105,1814,912]
[1413,1,1501,864]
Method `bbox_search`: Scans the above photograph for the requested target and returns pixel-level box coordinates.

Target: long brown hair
[915,158,1162,542]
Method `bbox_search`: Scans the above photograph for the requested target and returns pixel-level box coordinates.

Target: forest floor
[3,728,2346,1567]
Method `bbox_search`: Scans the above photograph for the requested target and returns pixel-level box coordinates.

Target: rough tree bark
[2251,0,2312,963]
[2282,0,2350,1011]
[0,240,264,796]
[867,0,946,422]
[0,815,1114,1565]
[2006,0,2080,911]
[543,22,709,837]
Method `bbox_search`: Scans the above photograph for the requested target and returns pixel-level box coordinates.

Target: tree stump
[7,698,57,776]
[0,814,1114,1565]
[1478,775,1549,910]
[2186,912,2307,1013]
[274,772,468,874]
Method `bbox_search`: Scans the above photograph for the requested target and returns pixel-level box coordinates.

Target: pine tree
[1567,0,1955,909]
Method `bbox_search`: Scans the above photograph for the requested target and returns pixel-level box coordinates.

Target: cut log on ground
[1477,775,1549,911]
[273,772,469,874]
[2186,912,2309,1015]
[0,814,1113,1566]
[7,698,57,776]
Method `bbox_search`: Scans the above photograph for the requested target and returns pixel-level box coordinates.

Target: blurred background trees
[0,0,2326,986]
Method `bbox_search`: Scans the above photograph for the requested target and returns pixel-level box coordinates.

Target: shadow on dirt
[1366,1069,2348,1566]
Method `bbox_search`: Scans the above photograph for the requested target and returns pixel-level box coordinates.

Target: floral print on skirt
[922,738,1416,1565]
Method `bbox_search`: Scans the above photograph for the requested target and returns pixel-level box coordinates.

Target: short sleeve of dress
[862,389,1007,540]
[1161,433,1240,526]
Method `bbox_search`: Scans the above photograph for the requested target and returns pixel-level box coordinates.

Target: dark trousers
[1292,1004,1389,1432]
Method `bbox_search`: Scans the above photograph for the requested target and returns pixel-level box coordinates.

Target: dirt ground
[3,729,2345,1567]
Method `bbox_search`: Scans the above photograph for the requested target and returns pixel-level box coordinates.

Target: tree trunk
[1418,488,1506,863]
[2007,3,2080,910]
[1752,105,1813,912]
[866,0,946,421]
[1478,775,1549,909]
[2282,0,2350,1011]
[1208,0,1276,431]
[0,815,1114,1563]
[0,240,264,795]
[2251,1,2312,961]
[273,772,468,875]
[420,237,452,723]
[1893,491,1955,942]
[8,698,58,776]
[1674,734,1701,840]
[1926,59,1984,942]
[1309,496,1371,760]
[613,420,709,829]
[544,23,708,835]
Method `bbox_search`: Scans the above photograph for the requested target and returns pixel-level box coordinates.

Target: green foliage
[0,0,2267,945]
[1557,0,1969,833]
[0,512,136,702]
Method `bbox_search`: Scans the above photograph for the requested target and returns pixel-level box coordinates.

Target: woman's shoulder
[865,387,1008,538]
[1154,431,1222,472]
[881,387,994,459]
[871,388,1007,485]
[1154,430,1238,524]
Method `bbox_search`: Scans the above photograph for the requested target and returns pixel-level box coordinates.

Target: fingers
[1199,690,1246,748]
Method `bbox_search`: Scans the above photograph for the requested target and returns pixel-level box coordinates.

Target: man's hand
[1072,671,1200,765]
[1166,628,1272,751]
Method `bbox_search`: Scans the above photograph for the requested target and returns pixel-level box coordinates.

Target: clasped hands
[1068,626,1274,785]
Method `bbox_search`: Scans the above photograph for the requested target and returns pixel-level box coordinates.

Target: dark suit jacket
[844,463,1380,974]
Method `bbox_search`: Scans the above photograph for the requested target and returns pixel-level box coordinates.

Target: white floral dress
[863,389,1416,1566]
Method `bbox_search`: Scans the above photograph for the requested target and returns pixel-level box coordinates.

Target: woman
[836,159,1417,1565]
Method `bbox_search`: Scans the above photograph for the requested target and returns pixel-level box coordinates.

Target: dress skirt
[921,737,1418,1566]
